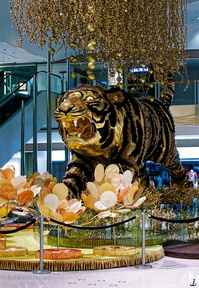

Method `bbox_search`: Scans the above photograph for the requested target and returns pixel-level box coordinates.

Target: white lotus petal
[132,196,146,207]
[97,211,111,218]
[121,170,133,187]
[94,164,105,182]
[86,182,99,197]
[94,201,108,211]
[11,176,27,189]
[105,164,120,178]
[100,191,117,208]
[68,201,82,213]
[44,194,60,210]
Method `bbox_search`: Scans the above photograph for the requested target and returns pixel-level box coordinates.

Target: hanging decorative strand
[10,0,188,86]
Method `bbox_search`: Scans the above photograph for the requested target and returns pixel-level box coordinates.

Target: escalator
[0,71,63,168]
[0,72,33,125]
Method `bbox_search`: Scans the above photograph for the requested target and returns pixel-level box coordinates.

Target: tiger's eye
[86,96,94,101]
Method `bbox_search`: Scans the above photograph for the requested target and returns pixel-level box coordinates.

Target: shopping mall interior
[1,1,199,287]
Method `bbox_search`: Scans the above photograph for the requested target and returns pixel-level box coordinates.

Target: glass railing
[172,80,199,106]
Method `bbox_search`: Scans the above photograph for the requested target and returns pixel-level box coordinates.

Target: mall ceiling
[0,0,199,64]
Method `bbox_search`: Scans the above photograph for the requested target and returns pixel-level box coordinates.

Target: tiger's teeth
[62,121,66,128]
[73,119,78,127]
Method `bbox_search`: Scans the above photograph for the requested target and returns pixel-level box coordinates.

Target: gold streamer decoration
[10,0,188,85]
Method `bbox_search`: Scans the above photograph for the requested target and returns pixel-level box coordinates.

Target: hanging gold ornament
[131,75,137,81]
[88,39,96,45]
[88,5,94,13]
[117,76,122,82]
[86,70,94,76]
[49,48,55,55]
[69,55,78,63]
[10,0,188,86]
[148,83,154,88]
[87,43,95,51]
[139,78,145,83]
[71,72,77,79]
[49,36,55,41]
[116,52,122,57]
[87,23,95,32]
[117,83,123,88]
[87,55,96,62]
[69,42,77,48]
[88,62,96,70]
[109,72,115,77]
[131,87,136,92]
[40,40,46,46]
[88,74,95,81]
[116,67,123,73]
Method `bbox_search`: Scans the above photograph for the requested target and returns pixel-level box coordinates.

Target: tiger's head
[55,86,124,157]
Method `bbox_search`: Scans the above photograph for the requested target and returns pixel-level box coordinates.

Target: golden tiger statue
[55,77,193,198]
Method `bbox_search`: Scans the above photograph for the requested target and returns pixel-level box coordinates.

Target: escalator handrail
[0,78,32,108]
[0,72,31,84]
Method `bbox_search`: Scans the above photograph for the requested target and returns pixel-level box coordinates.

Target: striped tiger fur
[55,78,193,198]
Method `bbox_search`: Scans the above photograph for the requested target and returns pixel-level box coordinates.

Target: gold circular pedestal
[35,248,83,260]
[0,247,28,257]
[93,245,137,256]
[0,230,165,271]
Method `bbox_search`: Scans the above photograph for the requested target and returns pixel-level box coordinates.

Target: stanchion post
[135,212,152,269]
[32,215,51,274]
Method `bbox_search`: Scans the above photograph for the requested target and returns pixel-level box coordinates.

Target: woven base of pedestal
[0,246,164,271]
[0,230,164,271]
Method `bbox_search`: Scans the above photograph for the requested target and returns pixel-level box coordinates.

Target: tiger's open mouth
[61,116,96,140]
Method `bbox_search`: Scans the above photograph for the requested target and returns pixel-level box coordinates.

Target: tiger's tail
[159,73,174,108]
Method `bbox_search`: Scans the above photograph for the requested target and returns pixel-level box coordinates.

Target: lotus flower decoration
[82,164,146,219]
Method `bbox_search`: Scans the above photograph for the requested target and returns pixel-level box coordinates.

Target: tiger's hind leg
[136,162,150,187]
[161,151,193,188]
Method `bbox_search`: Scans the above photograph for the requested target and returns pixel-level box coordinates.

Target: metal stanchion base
[135,264,153,269]
[32,269,51,274]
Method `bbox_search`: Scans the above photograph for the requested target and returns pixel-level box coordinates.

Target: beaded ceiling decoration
[10,0,188,88]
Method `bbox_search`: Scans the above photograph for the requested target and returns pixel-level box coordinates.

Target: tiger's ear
[58,92,66,105]
[106,89,125,103]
